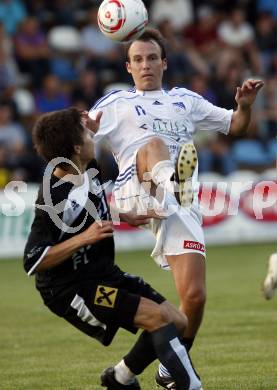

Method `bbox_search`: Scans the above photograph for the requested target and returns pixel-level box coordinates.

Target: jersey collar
[135,89,166,97]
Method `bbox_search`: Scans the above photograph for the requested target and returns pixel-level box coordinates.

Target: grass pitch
[1,243,277,390]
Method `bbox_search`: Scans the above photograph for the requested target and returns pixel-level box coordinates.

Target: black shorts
[40,271,165,346]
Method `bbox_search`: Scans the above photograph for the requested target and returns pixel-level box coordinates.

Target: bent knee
[183,287,206,308]
[147,137,166,151]
[144,304,173,331]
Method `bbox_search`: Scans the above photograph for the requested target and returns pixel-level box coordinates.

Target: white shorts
[113,153,206,269]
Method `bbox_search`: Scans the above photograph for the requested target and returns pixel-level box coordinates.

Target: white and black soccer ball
[97,0,148,42]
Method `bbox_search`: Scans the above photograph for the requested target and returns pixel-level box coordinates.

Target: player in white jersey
[88,28,263,389]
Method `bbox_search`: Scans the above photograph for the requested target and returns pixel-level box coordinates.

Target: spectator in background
[71,68,100,111]
[35,74,71,114]
[50,49,79,84]
[0,0,27,36]
[14,16,50,87]
[0,23,20,97]
[254,75,277,142]
[197,132,237,175]
[0,143,11,187]
[150,0,193,33]
[184,5,219,75]
[157,19,197,86]
[215,65,243,109]
[189,73,218,105]
[80,7,122,82]
[217,7,262,77]
[0,99,31,181]
[257,0,277,21]
[255,12,277,76]
[0,100,27,149]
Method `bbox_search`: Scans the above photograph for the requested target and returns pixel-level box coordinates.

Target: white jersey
[89,87,233,172]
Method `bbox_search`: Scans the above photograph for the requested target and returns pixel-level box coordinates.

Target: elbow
[229,122,250,137]
[232,128,248,137]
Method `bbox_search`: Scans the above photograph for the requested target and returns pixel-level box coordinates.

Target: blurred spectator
[0,99,32,181]
[34,74,71,113]
[0,100,27,149]
[257,0,277,21]
[48,25,81,83]
[217,7,262,76]
[254,75,277,141]
[157,19,197,85]
[184,5,220,75]
[188,73,218,105]
[0,0,27,36]
[80,7,122,82]
[0,23,20,97]
[255,12,277,75]
[215,65,243,109]
[0,143,11,187]
[198,133,237,175]
[150,0,194,32]
[14,16,51,87]
[71,68,100,110]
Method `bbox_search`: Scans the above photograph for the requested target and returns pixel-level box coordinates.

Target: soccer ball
[97,0,148,42]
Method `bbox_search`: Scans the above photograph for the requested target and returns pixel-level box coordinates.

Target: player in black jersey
[23,107,202,390]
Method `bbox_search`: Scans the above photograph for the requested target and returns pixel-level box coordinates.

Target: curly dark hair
[125,28,167,62]
[32,107,84,163]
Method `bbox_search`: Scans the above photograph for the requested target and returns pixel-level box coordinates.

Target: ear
[126,61,132,74]
[163,58,167,71]
[74,145,81,155]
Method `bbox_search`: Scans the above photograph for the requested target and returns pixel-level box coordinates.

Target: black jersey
[23,160,119,290]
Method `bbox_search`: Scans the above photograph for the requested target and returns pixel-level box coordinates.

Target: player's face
[126,40,167,91]
[79,127,95,163]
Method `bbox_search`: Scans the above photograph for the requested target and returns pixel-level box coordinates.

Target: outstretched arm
[36,221,114,271]
[229,79,264,136]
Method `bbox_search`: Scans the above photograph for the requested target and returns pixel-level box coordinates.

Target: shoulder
[91,89,139,110]
[166,87,203,100]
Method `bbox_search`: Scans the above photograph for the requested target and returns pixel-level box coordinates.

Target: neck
[54,159,87,185]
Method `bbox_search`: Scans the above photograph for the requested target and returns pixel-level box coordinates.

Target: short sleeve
[23,208,55,276]
[191,96,233,135]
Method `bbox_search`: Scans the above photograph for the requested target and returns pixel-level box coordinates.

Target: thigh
[45,274,165,345]
[166,252,206,296]
[44,281,140,346]
[120,272,166,305]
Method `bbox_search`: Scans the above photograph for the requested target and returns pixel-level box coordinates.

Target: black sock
[182,337,195,352]
[124,330,157,375]
[150,323,192,390]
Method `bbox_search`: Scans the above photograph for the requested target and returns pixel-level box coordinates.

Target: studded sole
[176,143,198,207]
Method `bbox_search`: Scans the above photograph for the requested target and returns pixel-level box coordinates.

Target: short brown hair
[32,107,84,163]
[125,28,167,62]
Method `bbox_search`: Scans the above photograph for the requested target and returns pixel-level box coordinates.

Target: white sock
[150,160,179,211]
[151,160,175,194]
[114,360,135,385]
